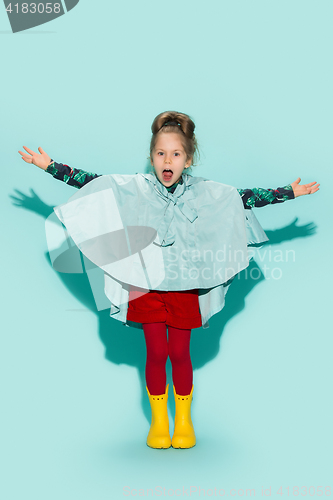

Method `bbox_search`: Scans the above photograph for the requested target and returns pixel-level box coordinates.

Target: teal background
[1,0,332,498]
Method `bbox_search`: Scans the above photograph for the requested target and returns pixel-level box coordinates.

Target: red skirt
[126,288,202,329]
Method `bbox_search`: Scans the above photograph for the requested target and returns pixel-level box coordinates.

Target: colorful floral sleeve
[45,160,101,188]
[237,185,295,209]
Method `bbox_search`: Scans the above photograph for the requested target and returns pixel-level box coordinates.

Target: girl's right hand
[18,146,52,171]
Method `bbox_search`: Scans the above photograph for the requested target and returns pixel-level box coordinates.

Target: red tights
[143,322,193,396]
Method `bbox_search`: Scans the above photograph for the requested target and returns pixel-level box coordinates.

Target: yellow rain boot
[146,384,172,449]
[171,385,196,449]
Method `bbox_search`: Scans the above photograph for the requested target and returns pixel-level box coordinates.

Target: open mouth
[162,169,173,181]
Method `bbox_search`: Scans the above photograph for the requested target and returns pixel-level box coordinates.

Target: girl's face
[150,132,192,187]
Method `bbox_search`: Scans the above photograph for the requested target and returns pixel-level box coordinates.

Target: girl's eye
[157,152,181,156]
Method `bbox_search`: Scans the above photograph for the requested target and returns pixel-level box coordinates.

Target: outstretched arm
[237,184,294,209]
[45,161,101,189]
[18,146,101,189]
[238,179,319,209]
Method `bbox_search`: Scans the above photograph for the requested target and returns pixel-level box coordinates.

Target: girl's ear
[185,157,193,168]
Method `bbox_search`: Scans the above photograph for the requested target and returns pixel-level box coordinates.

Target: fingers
[38,147,45,155]
[307,183,320,194]
[310,185,320,193]
[18,150,33,162]
[18,150,30,158]
[308,182,320,191]
[296,181,320,196]
[22,145,36,156]
[291,177,301,187]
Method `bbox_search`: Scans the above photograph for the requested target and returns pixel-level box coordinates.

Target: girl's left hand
[290,178,320,198]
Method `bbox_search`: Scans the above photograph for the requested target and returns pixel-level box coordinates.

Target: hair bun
[164,120,180,127]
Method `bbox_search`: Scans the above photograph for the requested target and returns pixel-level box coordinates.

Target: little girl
[19,111,319,450]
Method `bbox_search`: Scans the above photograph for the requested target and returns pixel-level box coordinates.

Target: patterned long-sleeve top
[45,161,295,209]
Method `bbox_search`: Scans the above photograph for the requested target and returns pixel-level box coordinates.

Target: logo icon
[3,0,80,33]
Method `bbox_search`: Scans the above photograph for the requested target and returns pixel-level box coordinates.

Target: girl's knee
[168,345,190,365]
[147,344,169,365]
